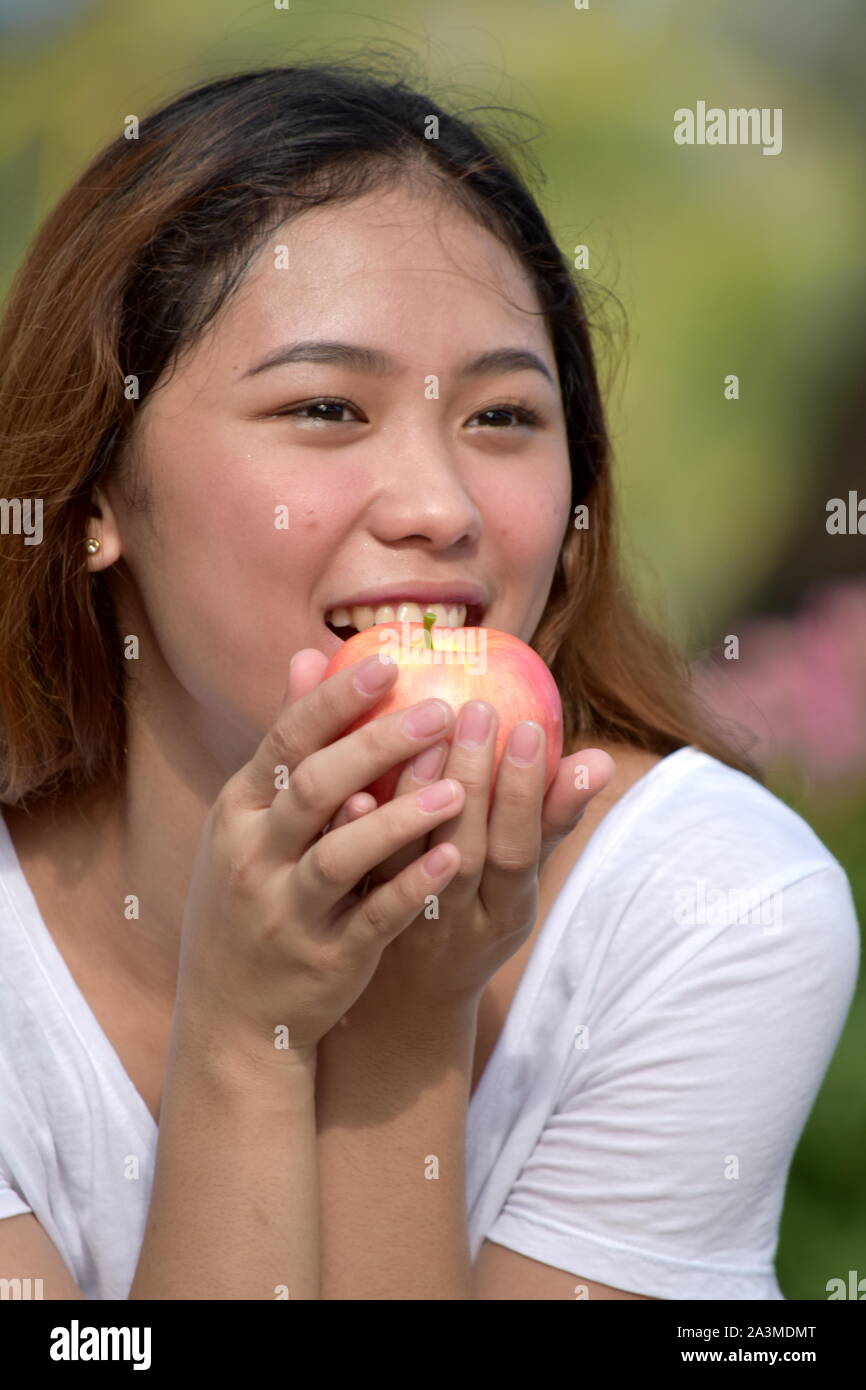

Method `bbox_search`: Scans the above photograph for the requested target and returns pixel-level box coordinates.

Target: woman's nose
[365,454,483,550]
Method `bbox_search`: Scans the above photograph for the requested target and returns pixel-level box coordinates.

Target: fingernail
[402,699,451,739]
[416,778,461,811]
[352,653,394,695]
[507,721,542,765]
[455,701,493,749]
[411,742,447,782]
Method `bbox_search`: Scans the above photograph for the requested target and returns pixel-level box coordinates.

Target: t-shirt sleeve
[0,1161,31,1220]
[483,861,860,1300]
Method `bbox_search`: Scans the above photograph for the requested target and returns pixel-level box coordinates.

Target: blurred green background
[1,0,863,1300]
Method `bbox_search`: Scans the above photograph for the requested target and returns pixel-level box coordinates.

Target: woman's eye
[271,398,543,428]
[276,398,360,423]
[470,404,542,429]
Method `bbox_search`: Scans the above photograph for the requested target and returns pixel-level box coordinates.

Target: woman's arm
[316,995,479,1300]
[128,657,469,1301]
[129,1021,319,1300]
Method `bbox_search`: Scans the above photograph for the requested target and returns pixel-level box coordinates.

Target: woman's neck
[3,724,217,1003]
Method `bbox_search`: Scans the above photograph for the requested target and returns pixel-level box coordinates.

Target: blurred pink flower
[692,578,866,786]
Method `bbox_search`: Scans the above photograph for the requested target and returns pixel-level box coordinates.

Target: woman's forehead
[209,206,543,363]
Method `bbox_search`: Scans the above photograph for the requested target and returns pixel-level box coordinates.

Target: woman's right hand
[172,650,465,1072]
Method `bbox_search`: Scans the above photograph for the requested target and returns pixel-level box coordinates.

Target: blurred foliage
[1,0,863,1301]
[774,784,866,1300]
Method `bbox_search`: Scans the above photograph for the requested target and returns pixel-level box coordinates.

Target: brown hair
[0,57,760,810]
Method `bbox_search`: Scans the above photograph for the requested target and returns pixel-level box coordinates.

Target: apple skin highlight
[321,615,564,807]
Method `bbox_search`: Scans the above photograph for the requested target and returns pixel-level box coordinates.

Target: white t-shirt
[0,746,859,1300]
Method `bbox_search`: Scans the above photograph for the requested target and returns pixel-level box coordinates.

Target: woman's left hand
[326,697,615,1007]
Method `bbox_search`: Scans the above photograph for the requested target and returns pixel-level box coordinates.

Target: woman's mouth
[324,600,484,641]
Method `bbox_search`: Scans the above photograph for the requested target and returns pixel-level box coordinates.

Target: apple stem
[423,609,436,649]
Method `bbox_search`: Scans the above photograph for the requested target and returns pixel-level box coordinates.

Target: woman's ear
[84,485,123,570]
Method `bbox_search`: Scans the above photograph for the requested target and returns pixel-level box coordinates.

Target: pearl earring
[85,538,101,555]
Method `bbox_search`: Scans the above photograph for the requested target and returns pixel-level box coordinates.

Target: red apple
[321,611,564,807]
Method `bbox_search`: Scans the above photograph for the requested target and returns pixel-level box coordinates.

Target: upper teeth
[325,601,469,632]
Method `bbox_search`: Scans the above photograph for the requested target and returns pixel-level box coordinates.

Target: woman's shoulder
[542,744,860,1023]
[585,742,847,883]
[545,742,858,969]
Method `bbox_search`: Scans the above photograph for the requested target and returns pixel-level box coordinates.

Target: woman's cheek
[488,491,567,570]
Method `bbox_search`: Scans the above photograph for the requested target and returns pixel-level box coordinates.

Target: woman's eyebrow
[241,339,554,385]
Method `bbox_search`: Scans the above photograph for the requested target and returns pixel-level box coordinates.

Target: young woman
[0,61,858,1301]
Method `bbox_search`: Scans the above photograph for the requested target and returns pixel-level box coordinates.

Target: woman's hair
[0,56,760,809]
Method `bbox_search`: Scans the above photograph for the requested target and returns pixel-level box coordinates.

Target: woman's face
[98,183,573,771]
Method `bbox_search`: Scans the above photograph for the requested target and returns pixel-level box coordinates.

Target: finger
[325,794,378,902]
[425,700,498,903]
[328,792,378,833]
[366,739,450,885]
[227,646,401,810]
[286,647,330,702]
[479,721,547,925]
[344,840,462,949]
[263,697,456,862]
[538,748,616,865]
[289,777,466,922]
